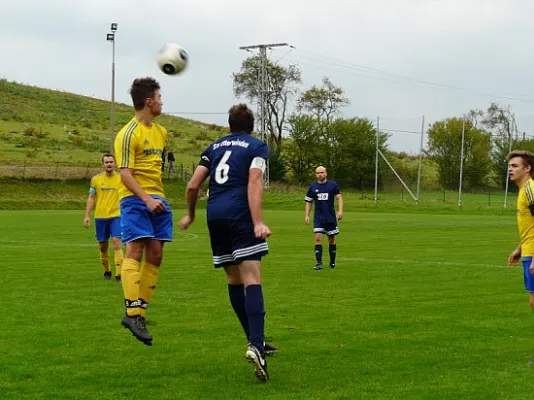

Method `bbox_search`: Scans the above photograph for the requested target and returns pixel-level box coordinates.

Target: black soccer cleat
[330,263,335,269]
[264,342,278,356]
[115,275,121,283]
[314,263,323,270]
[103,271,112,280]
[121,314,152,346]
[245,344,269,382]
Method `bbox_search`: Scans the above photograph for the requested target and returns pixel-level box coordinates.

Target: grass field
[2,209,534,399]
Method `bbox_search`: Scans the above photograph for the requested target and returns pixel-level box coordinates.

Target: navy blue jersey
[198,133,269,220]
[305,180,340,223]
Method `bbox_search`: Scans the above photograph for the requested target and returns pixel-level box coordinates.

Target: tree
[284,115,322,184]
[232,56,301,153]
[333,118,388,188]
[480,103,517,188]
[464,109,484,128]
[426,118,492,189]
[297,77,349,124]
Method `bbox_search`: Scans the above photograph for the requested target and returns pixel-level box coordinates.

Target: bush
[268,152,288,182]
[194,130,212,141]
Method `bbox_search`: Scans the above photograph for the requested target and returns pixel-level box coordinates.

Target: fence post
[55,161,59,180]
[443,189,446,203]
[23,159,26,180]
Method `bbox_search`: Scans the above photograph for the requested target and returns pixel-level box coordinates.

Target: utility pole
[239,43,289,188]
[106,23,118,153]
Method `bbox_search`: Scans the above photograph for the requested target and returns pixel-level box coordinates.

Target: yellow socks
[138,263,160,317]
[114,249,124,277]
[99,249,110,273]
[121,258,142,316]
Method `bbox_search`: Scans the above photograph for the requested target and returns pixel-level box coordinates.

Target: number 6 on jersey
[215,150,232,184]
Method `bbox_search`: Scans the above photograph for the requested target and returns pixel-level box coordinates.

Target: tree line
[232,56,531,189]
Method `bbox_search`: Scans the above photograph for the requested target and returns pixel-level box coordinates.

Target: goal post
[374,116,425,204]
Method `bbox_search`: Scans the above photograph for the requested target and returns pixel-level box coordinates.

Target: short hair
[102,153,115,163]
[507,150,534,169]
[129,77,160,111]
[228,104,254,134]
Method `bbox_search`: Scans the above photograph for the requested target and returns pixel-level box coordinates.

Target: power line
[276,47,534,103]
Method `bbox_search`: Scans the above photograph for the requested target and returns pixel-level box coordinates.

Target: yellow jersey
[89,172,121,219]
[516,178,534,256]
[114,118,167,200]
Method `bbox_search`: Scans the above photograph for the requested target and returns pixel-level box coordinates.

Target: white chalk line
[339,257,509,269]
[0,232,200,248]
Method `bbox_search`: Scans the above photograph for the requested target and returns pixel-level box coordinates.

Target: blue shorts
[207,219,268,268]
[95,217,122,242]
[120,195,173,244]
[522,257,534,292]
[313,220,339,236]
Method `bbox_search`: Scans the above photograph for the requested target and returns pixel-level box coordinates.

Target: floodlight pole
[458,118,466,208]
[374,117,380,203]
[107,23,118,153]
[415,115,425,204]
[503,116,515,208]
[239,43,289,188]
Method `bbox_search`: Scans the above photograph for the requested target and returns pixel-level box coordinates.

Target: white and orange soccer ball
[157,43,189,75]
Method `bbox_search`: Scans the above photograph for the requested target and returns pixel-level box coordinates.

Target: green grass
[2,209,533,399]
[0,179,519,215]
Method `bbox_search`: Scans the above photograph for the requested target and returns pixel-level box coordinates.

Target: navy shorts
[313,220,340,236]
[522,257,534,292]
[120,195,173,244]
[95,217,121,242]
[207,219,269,268]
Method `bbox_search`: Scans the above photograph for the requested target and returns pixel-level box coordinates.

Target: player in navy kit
[179,104,274,382]
[305,166,344,270]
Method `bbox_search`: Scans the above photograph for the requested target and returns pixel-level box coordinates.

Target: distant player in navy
[179,104,274,382]
[305,166,344,270]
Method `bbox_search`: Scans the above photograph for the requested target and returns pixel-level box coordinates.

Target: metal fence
[0,161,197,181]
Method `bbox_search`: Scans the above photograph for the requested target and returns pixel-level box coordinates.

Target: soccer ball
[157,43,189,75]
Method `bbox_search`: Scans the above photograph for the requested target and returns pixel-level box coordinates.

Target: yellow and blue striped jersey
[516,178,534,256]
[89,172,121,218]
[114,118,167,200]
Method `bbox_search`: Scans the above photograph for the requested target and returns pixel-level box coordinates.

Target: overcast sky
[1,0,534,153]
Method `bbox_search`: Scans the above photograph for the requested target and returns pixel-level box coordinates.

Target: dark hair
[129,77,160,111]
[102,153,115,163]
[228,104,254,134]
[507,150,534,170]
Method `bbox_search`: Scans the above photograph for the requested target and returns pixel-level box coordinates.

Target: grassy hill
[0,79,225,170]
